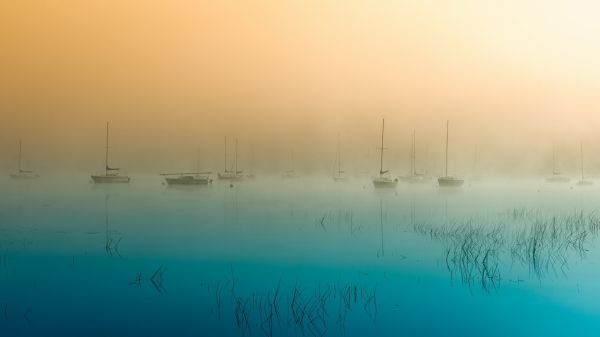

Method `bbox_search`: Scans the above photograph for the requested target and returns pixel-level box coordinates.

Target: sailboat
[245,152,256,179]
[162,150,212,185]
[372,118,398,188]
[545,145,570,183]
[9,140,39,179]
[217,137,244,181]
[91,122,131,183]
[161,172,212,185]
[333,134,348,182]
[438,120,464,187]
[399,130,428,183]
[281,150,296,179]
[576,142,593,186]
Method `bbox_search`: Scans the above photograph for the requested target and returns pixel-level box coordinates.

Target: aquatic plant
[414,210,600,291]
[201,277,379,337]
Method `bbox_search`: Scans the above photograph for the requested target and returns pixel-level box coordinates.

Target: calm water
[1,175,600,336]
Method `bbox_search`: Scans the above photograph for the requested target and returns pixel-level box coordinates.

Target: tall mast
[235,138,238,173]
[337,133,342,176]
[379,118,385,176]
[196,149,201,173]
[411,130,416,176]
[18,140,22,172]
[224,136,228,173]
[445,120,449,177]
[105,122,109,176]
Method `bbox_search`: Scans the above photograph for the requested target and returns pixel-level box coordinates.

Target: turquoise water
[2,175,600,336]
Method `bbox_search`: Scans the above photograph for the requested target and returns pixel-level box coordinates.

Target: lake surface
[1,175,600,336]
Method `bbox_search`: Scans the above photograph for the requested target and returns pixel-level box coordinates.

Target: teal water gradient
[1,175,600,336]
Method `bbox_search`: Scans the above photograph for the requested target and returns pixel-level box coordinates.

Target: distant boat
[9,140,39,180]
[91,122,131,183]
[245,153,256,179]
[399,130,428,183]
[163,150,213,185]
[438,120,464,187]
[372,118,398,188]
[217,137,245,181]
[333,134,348,182]
[161,172,212,185]
[576,142,593,186]
[546,145,570,183]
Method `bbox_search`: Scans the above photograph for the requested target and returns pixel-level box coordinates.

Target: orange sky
[2,1,600,175]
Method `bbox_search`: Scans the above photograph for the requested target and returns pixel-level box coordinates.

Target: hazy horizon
[3,1,600,176]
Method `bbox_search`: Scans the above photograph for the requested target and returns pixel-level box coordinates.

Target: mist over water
[3,176,600,336]
[4,1,600,336]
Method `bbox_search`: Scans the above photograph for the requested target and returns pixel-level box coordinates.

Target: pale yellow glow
[1,1,600,175]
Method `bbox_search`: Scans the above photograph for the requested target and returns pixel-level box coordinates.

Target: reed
[414,209,600,290]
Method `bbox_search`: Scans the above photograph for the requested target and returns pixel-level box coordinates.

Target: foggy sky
[2,1,600,177]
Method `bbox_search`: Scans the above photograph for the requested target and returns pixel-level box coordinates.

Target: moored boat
[438,120,464,187]
[372,119,398,188]
[9,140,39,180]
[91,122,131,184]
[218,137,245,181]
[162,172,212,185]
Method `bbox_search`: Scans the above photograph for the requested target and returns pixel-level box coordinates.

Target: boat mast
[411,130,416,176]
[18,140,22,173]
[105,122,109,176]
[196,149,202,173]
[337,133,342,176]
[235,138,238,174]
[379,118,385,177]
[445,120,449,177]
[224,136,228,173]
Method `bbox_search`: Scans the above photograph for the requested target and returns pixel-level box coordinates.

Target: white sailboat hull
[438,176,464,187]
[373,177,398,188]
[91,175,131,183]
[165,176,211,185]
[10,172,39,180]
[218,172,245,181]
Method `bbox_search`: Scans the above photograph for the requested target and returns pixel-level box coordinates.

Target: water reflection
[1,177,600,336]
[104,195,123,258]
